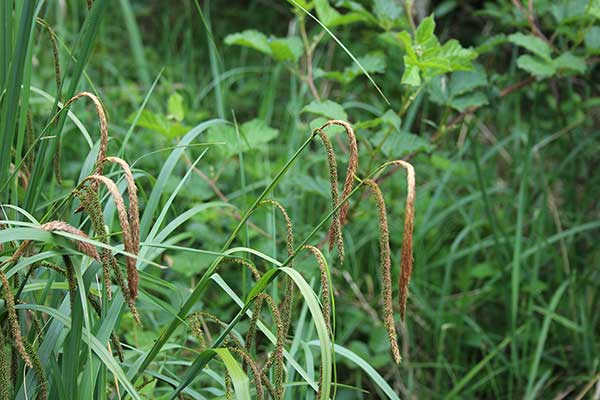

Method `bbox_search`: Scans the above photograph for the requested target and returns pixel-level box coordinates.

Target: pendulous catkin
[62,92,109,186]
[62,256,77,312]
[76,186,141,323]
[0,272,31,368]
[247,293,285,400]
[316,130,344,263]
[364,179,401,364]
[318,120,358,228]
[258,199,296,341]
[23,339,47,400]
[388,160,416,321]
[82,175,138,300]
[40,220,100,261]
[301,245,332,334]
[229,346,264,400]
[0,329,11,400]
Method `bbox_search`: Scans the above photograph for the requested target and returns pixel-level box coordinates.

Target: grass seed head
[229,346,264,400]
[389,160,416,321]
[0,272,31,368]
[40,220,100,261]
[318,120,358,228]
[364,179,401,364]
[316,130,344,263]
[83,175,138,300]
[302,245,332,334]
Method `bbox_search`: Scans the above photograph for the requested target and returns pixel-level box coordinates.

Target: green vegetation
[1,0,599,398]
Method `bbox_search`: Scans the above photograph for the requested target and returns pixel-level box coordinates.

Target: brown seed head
[364,179,401,364]
[388,160,416,321]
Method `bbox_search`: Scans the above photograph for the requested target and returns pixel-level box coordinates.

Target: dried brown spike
[103,157,140,254]
[40,220,100,261]
[0,272,31,368]
[63,92,109,190]
[301,245,332,334]
[316,130,344,262]
[364,179,401,364]
[83,175,138,300]
[388,160,416,321]
[318,120,358,228]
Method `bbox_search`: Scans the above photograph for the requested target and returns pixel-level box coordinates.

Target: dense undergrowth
[1,0,599,399]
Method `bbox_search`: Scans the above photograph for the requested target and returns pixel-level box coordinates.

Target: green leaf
[449,68,487,96]
[167,92,185,122]
[373,0,402,30]
[438,40,477,70]
[302,100,348,120]
[415,15,437,47]
[401,62,421,86]
[552,52,586,74]
[379,131,433,157]
[316,52,386,84]
[207,118,279,156]
[584,26,600,55]
[224,29,271,55]
[213,349,252,400]
[314,0,342,25]
[450,91,488,112]
[508,32,552,61]
[131,110,190,139]
[269,36,303,62]
[516,55,556,79]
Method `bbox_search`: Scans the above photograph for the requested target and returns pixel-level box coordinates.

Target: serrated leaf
[508,32,552,61]
[302,100,348,120]
[379,131,433,157]
[415,15,436,47]
[224,29,271,55]
[401,63,421,86]
[373,0,402,30]
[269,37,303,62]
[207,118,278,156]
[584,26,600,55]
[315,0,342,25]
[167,93,185,122]
[553,51,586,74]
[450,68,487,96]
[450,92,488,112]
[131,110,190,139]
[516,54,556,78]
[318,52,386,84]
[439,40,477,70]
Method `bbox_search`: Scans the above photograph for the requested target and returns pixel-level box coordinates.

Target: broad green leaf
[269,36,303,62]
[314,0,341,25]
[401,62,421,86]
[438,40,477,70]
[450,68,487,96]
[476,34,508,54]
[213,348,251,400]
[450,91,488,112]
[373,0,402,30]
[316,52,386,84]
[379,131,433,157]
[415,15,437,47]
[167,92,185,122]
[207,118,279,156]
[224,29,271,54]
[553,52,586,74]
[508,33,552,61]
[584,26,600,54]
[302,100,348,120]
[131,110,190,139]
[516,55,556,79]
